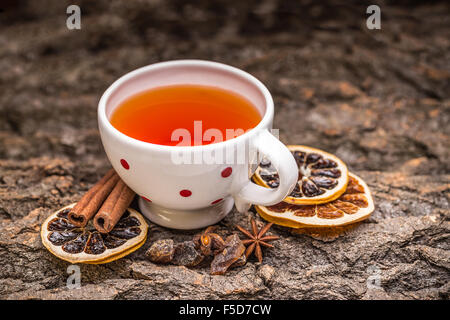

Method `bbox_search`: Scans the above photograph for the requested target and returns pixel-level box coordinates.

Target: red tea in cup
[110,85,262,146]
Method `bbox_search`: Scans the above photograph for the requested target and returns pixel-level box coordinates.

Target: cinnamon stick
[93,179,136,234]
[68,169,120,227]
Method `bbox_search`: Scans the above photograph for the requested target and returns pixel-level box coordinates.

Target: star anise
[236,218,279,263]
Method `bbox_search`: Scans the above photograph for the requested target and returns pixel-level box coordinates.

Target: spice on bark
[172,241,204,267]
[193,225,225,256]
[145,221,279,274]
[145,239,175,264]
[236,218,279,263]
[210,234,245,275]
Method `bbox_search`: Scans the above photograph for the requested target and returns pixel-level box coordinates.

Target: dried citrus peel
[255,173,374,228]
[41,203,148,264]
[253,145,349,205]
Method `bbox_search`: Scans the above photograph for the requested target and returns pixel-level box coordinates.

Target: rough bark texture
[0,0,449,300]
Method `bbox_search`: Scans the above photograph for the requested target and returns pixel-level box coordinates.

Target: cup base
[138,197,234,230]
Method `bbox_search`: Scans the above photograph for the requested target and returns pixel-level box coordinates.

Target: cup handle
[232,130,298,212]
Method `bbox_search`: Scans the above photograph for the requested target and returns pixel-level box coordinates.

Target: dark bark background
[0,0,449,299]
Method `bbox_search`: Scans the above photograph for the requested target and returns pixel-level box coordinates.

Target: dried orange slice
[255,173,374,228]
[253,145,349,205]
[41,203,148,264]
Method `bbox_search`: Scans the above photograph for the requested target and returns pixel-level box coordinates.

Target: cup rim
[98,59,274,152]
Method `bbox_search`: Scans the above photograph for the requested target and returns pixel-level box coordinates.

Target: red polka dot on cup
[211,198,223,205]
[221,167,232,178]
[120,159,130,170]
[179,189,192,197]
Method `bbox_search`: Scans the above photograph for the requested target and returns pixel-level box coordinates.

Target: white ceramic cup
[98,60,297,229]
